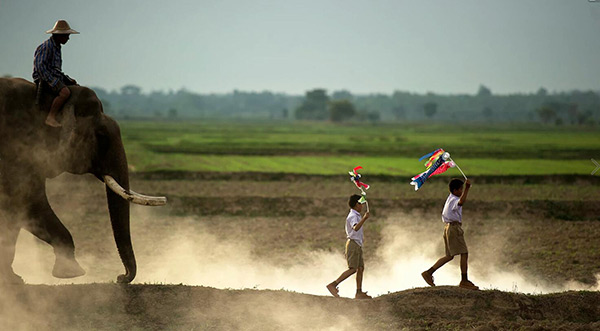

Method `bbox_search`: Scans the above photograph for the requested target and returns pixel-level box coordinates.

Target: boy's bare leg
[327,268,357,297]
[422,255,454,286]
[459,253,478,290]
[431,255,454,271]
[46,87,70,127]
[460,253,468,274]
[354,267,371,299]
[356,266,364,291]
[335,268,356,284]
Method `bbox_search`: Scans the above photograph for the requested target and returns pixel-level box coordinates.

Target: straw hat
[46,20,79,34]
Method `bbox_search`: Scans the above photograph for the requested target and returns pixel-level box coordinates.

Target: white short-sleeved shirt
[441,193,462,223]
[346,209,363,246]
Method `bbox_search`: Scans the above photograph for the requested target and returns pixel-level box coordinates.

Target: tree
[536,106,556,124]
[168,108,178,119]
[331,90,353,101]
[536,87,548,97]
[567,104,578,124]
[366,110,381,123]
[423,102,437,118]
[329,100,356,122]
[100,99,113,114]
[120,85,142,96]
[577,110,594,125]
[392,105,406,120]
[482,107,493,119]
[477,85,492,97]
[295,89,329,120]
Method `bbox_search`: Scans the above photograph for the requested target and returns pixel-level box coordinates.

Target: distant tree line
[85,83,600,125]
[94,86,301,120]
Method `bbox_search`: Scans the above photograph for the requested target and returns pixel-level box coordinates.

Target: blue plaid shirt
[33,37,69,87]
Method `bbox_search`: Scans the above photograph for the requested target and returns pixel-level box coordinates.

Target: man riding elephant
[33,19,79,127]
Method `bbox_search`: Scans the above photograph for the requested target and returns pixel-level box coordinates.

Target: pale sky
[1,0,599,95]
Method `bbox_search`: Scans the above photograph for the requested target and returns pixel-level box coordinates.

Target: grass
[121,121,600,159]
[118,120,599,175]
[126,153,594,175]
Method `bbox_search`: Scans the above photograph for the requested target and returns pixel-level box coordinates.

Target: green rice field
[120,121,599,175]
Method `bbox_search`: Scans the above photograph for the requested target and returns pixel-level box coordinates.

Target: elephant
[0,77,166,284]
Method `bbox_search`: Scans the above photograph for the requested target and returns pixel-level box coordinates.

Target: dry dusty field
[1,172,599,330]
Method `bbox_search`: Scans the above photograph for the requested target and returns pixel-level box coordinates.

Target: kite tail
[410,156,445,190]
[418,148,442,162]
[357,182,370,190]
[410,176,425,191]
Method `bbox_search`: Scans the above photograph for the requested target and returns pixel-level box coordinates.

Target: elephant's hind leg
[24,193,85,279]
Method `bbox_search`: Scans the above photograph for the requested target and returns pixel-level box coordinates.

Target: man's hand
[465,179,471,189]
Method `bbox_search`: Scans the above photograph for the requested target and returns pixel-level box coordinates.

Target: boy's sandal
[421,271,435,287]
[326,282,340,297]
[355,291,372,299]
[459,280,479,290]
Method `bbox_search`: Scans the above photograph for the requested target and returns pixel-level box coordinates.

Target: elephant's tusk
[103,175,167,206]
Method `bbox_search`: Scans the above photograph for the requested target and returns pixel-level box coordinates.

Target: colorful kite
[410,149,467,191]
[349,166,370,192]
[349,166,370,212]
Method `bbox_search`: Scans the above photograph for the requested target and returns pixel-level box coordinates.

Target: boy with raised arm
[421,178,479,290]
[326,194,372,299]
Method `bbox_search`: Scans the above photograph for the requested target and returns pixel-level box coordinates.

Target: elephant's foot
[52,256,85,278]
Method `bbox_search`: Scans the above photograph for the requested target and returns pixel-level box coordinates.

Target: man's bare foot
[45,117,62,127]
[326,282,340,297]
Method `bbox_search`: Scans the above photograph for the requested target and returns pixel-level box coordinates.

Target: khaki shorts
[444,222,468,256]
[345,239,364,269]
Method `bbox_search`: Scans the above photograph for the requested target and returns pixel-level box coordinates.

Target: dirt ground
[1,284,598,330]
[2,172,598,330]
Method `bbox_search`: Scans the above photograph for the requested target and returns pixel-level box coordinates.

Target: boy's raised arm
[458,179,471,206]
[353,211,370,231]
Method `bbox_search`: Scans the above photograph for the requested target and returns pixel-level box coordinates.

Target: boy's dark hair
[449,178,464,193]
[349,194,362,208]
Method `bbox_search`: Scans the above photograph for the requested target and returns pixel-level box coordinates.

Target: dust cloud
[12,205,596,297]
[136,208,600,296]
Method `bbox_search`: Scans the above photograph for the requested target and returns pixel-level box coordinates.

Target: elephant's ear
[95,119,111,159]
[61,105,76,134]
[58,105,77,150]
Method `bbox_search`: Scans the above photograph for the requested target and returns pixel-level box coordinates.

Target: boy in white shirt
[326,194,372,299]
[421,178,479,290]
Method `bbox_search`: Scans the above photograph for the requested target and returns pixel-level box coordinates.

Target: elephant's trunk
[104,131,136,283]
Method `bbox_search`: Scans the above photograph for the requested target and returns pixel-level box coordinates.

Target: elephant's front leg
[0,218,24,284]
[24,192,85,279]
